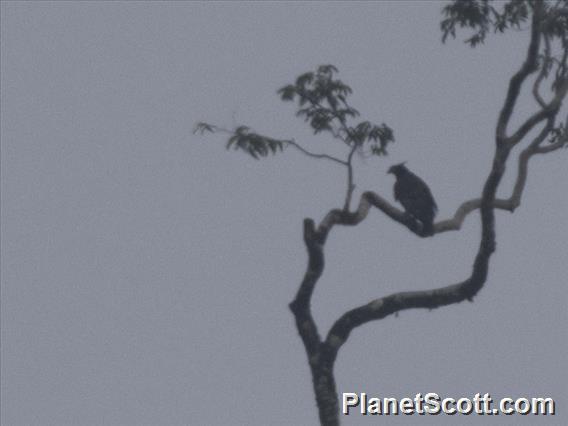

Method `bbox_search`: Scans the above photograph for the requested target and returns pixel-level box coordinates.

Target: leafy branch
[194,122,347,165]
[195,65,395,210]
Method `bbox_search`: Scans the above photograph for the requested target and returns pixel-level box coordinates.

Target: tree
[195,1,568,424]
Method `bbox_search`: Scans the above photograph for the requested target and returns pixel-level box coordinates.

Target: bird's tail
[422,220,434,236]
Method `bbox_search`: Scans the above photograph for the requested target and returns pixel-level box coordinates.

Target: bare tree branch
[287,139,348,166]
[437,118,557,232]
[532,35,551,109]
[508,78,567,146]
[496,3,542,144]
[534,139,566,153]
[435,198,511,233]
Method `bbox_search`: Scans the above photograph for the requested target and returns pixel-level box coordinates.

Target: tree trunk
[311,359,339,426]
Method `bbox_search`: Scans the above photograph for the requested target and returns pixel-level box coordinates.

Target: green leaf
[278,85,296,101]
[296,72,314,87]
[317,64,338,75]
[193,122,214,134]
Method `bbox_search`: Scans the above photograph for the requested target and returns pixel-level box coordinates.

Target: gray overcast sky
[1,1,566,425]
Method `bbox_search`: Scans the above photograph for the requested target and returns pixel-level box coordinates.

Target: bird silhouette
[388,162,438,235]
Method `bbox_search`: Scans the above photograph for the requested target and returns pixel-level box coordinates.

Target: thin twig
[287,139,348,166]
[532,34,550,108]
[343,144,358,211]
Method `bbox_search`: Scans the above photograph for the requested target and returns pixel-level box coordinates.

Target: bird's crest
[387,162,407,175]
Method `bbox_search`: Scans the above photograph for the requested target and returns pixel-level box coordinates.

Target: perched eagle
[388,163,438,235]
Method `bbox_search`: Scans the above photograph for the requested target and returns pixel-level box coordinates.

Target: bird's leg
[405,213,425,233]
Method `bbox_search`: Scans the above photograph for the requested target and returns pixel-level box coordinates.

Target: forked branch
[289,4,567,425]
